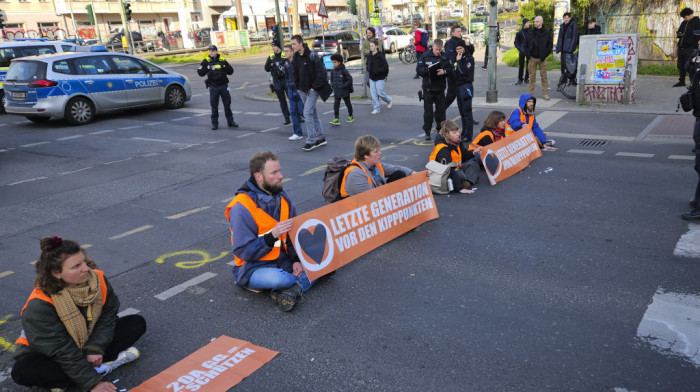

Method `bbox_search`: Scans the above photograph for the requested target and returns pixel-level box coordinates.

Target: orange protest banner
[130,336,278,392]
[290,173,439,281]
[479,128,543,185]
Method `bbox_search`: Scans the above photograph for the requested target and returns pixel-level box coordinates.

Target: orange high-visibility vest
[16,269,108,346]
[508,107,534,133]
[339,159,385,198]
[225,193,290,267]
[429,143,461,168]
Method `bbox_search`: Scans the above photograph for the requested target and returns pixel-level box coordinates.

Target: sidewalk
[246,45,690,117]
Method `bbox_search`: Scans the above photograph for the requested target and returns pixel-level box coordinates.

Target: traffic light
[86,4,96,25]
[0,9,6,29]
[347,0,357,15]
[272,24,282,43]
[122,2,132,21]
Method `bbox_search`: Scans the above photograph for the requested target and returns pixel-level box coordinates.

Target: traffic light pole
[486,0,497,102]
[119,2,133,54]
[274,0,284,46]
[89,0,102,43]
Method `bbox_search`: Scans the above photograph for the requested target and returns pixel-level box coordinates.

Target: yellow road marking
[166,206,211,220]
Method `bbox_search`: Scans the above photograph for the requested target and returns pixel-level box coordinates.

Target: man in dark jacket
[197,45,238,130]
[417,39,451,140]
[264,40,291,125]
[525,16,553,100]
[444,25,469,109]
[291,34,327,151]
[453,41,475,141]
[683,51,700,220]
[676,8,700,87]
[556,12,579,85]
[587,17,601,34]
[514,18,531,85]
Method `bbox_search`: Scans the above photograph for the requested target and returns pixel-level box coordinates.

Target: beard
[262,179,284,195]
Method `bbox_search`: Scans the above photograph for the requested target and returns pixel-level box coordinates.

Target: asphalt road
[0,53,699,391]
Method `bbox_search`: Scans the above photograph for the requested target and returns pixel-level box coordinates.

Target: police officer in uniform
[198,45,238,130]
[265,40,291,125]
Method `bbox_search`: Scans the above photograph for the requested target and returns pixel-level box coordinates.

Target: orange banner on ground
[130,336,278,392]
[290,173,439,281]
[479,128,543,185]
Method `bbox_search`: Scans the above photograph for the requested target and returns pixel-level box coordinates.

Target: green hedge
[502,47,559,68]
[637,64,677,76]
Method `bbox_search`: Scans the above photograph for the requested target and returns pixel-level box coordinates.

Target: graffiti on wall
[584,81,636,103]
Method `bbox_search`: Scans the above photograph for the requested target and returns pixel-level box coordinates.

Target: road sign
[318,0,328,18]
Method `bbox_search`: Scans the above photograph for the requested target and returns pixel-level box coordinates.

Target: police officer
[198,45,238,130]
[265,40,291,125]
[417,39,451,141]
[683,46,700,221]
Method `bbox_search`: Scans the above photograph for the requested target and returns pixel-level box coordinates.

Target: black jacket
[264,51,288,90]
[443,36,469,62]
[330,64,353,98]
[514,27,531,53]
[587,25,601,35]
[453,54,474,86]
[416,50,451,92]
[556,20,579,54]
[367,50,389,81]
[293,44,326,93]
[686,50,700,117]
[525,26,552,60]
[678,16,700,49]
[197,54,233,86]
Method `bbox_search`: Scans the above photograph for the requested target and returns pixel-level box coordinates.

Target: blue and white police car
[4,51,192,125]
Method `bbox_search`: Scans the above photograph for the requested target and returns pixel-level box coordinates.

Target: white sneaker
[288,134,303,141]
[371,110,380,114]
[387,101,393,109]
[102,347,140,374]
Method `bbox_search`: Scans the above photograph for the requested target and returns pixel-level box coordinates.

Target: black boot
[682,208,700,221]
[673,80,686,87]
[271,284,303,311]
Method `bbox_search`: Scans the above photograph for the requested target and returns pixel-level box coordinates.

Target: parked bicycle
[557,52,578,99]
[399,43,417,64]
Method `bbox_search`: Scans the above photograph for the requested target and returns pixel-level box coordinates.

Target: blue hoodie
[227,178,299,287]
[507,93,547,144]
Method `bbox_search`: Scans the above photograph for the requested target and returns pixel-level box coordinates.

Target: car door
[71,55,126,110]
[349,31,361,57]
[396,29,410,49]
[110,55,161,106]
[137,58,169,103]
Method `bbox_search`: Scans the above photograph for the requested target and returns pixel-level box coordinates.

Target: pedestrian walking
[329,53,354,125]
[453,41,475,141]
[264,40,291,125]
[524,16,553,100]
[291,34,331,152]
[417,39,451,140]
[683,48,700,220]
[362,27,380,87]
[555,12,579,85]
[283,45,305,140]
[367,39,392,114]
[675,8,700,87]
[514,18,531,85]
[197,45,238,130]
[413,21,428,79]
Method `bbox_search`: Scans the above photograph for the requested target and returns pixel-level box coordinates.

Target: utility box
[576,33,640,104]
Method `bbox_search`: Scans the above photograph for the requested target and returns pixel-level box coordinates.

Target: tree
[520,0,554,31]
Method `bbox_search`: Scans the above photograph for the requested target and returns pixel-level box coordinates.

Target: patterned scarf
[51,269,103,349]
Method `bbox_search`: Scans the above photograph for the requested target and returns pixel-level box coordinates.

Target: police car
[4,51,192,125]
[0,40,79,113]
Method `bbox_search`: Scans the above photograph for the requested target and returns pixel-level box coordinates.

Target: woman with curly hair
[11,236,146,392]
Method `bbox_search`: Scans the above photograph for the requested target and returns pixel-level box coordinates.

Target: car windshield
[314,35,337,41]
[6,60,47,82]
[0,46,57,67]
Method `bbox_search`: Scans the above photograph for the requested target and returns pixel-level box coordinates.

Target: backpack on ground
[419,31,428,48]
[322,157,357,202]
[425,159,457,194]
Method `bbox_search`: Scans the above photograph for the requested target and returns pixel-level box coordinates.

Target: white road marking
[155,272,218,300]
[141,152,161,157]
[20,141,50,147]
[89,130,114,134]
[323,110,333,114]
[534,110,567,130]
[226,260,236,266]
[206,139,227,144]
[0,148,11,152]
[109,225,153,240]
[0,271,14,279]
[231,110,243,114]
[81,244,92,249]
[546,132,635,141]
[637,289,700,367]
[171,116,192,121]
[567,149,605,155]
[636,115,663,140]
[9,176,48,185]
[261,126,280,133]
[244,111,262,115]
[615,152,654,158]
[132,136,171,143]
[57,135,85,141]
[264,113,282,116]
[145,122,165,126]
[13,121,27,125]
[119,125,142,130]
[669,155,695,160]
[178,143,201,150]
[194,113,209,117]
[166,206,210,219]
[117,308,140,317]
[59,166,93,175]
[236,132,254,138]
[104,157,133,165]
[674,224,700,258]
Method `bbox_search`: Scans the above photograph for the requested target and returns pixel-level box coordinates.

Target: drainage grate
[577,138,609,147]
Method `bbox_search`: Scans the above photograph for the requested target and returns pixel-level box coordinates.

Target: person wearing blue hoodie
[225,151,317,311]
[283,45,305,140]
[506,94,557,151]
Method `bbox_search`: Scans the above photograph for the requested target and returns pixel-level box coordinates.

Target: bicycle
[556,52,578,99]
[400,43,417,64]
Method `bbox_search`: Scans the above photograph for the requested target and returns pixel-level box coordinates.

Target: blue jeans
[369,79,391,112]
[288,87,304,136]
[246,267,314,292]
[456,83,474,140]
[298,89,325,144]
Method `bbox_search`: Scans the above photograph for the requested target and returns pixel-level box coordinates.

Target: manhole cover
[578,139,609,147]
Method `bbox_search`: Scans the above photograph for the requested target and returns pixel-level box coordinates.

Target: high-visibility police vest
[225,193,290,267]
[339,159,385,198]
[429,143,461,168]
[16,269,108,347]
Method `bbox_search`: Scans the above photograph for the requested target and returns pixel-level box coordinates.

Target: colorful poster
[131,336,278,392]
[289,173,439,280]
[594,38,628,83]
[480,128,543,185]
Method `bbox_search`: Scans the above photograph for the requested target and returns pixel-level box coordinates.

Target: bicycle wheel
[399,49,407,64]
[557,76,576,99]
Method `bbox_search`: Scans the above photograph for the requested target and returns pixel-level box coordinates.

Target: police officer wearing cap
[265,39,291,125]
[198,45,238,130]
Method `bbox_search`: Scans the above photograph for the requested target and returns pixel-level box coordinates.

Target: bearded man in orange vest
[506,93,558,151]
[225,151,316,311]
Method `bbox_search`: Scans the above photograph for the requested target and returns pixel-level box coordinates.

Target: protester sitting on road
[11,236,146,392]
[429,120,480,194]
[367,39,393,114]
[417,39,451,141]
[471,110,509,151]
[506,94,557,151]
[329,53,354,125]
[225,152,319,311]
[340,135,416,197]
[283,45,305,140]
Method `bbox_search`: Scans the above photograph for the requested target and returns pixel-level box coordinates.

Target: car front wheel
[165,85,186,109]
[65,97,95,125]
[0,91,6,114]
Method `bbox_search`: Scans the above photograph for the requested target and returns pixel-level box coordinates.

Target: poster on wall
[594,38,628,83]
